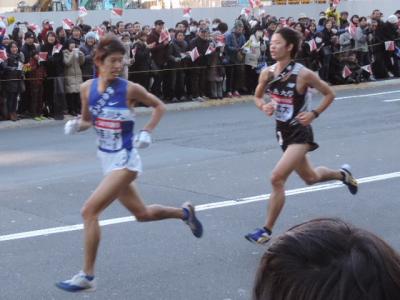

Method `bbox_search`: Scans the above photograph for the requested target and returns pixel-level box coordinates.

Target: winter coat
[63,49,84,94]
[40,43,64,78]
[167,39,188,69]
[4,52,24,93]
[225,31,246,64]
[79,43,95,79]
[147,29,168,66]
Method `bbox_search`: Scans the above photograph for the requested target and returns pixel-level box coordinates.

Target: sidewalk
[1,78,400,130]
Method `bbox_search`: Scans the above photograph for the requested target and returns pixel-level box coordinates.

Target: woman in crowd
[63,39,85,116]
[80,31,97,82]
[131,30,152,90]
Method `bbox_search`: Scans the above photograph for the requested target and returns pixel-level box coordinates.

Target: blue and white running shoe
[245,228,271,244]
[56,270,96,292]
[182,202,203,238]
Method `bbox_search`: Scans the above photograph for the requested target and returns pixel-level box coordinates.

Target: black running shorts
[276,124,319,152]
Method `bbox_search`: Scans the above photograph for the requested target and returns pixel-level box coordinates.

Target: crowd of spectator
[0,5,399,122]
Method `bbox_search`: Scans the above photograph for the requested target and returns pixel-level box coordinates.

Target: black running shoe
[340,164,358,195]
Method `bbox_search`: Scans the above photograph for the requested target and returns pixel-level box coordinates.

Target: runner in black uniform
[245,27,358,244]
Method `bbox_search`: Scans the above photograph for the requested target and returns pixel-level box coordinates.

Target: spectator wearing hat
[188,27,211,102]
[40,31,65,119]
[225,19,246,98]
[63,39,84,116]
[80,31,97,82]
[147,19,169,99]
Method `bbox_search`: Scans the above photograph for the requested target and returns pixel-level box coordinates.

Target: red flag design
[342,65,352,78]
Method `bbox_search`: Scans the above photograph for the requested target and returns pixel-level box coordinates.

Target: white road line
[383,98,400,102]
[335,90,400,100]
[1,171,399,243]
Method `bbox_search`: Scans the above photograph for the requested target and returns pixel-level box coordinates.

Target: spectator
[147,19,169,98]
[166,30,188,102]
[4,41,24,121]
[131,30,152,90]
[120,32,133,79]
[253,218,400,300]
[80,31,97,82]
[40,31,64,119]
[225,20,246,97]
[55,26,67,48]
[63,39,84,116]
[243,24,264,94]
[355,16,372,80]
[188,27,210,102]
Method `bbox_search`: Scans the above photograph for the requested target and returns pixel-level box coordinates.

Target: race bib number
[95,118,122,151]
[271,95,294,122]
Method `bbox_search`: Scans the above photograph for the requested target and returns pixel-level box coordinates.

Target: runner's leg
[81,169,136,276]
[118,183,184,221]
[265,144,310,231]
[295,155,343,185]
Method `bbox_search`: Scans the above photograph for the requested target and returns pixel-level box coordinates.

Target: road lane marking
[335,90,400,100]
[383,98,400,102]
[1,171,399,243]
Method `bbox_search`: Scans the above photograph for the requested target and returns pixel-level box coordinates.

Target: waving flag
[28,23,40,32]
[79,7,88,17]
[188,47,200,62]
[38,52,48,62]
[111,8,123,17]
[307,39,317,52]
[131,48,136,58]
[52,43,63,55]
[361,64,372,74]
[240,8,251,17]
[342,65,352,78]
[159,30,171,43]
[183,8,191,18]
[215,34,225,47]
[62,18,74,30]
[0,49,7,61]
[205,45,216,55]
[348,23,357,38]
[385,41,395,51]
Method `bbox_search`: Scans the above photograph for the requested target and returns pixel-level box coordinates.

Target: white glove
[64,119,81,135]
[134,130,152,149]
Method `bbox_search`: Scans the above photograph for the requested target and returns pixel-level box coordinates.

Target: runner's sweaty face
[99,53,124,80]
[269,33,293,61]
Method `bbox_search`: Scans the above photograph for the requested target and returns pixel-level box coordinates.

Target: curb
[1,78,400,130]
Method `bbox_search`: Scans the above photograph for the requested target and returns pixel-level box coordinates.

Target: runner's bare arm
[254,68,275,116]
[77,80,93,131]
[127,82,165,132]
[296,69,335,126]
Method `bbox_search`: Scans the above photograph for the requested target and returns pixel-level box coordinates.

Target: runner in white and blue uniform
[56,34,203,293]
[245,27,358,245]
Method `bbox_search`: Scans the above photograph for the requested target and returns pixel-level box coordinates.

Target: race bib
[271,95,294,122]
[95,118,123,151]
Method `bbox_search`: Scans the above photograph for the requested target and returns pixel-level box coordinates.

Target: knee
[135,208,152,222]
[81,204,98,222]
[270,172,286,189]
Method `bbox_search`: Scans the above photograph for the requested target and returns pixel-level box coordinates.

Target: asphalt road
[0,84,399,299]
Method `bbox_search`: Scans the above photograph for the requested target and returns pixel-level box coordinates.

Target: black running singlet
[267,61,319,152]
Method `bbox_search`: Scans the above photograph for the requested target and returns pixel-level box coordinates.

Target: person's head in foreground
[253,218,400,300]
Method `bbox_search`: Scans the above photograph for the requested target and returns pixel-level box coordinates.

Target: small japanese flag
[52,43,63,55]
[361,64,372,74]
[159,30,171,43]
[205,45,216,55]
[131,48,136,58]
[215,34,225,47]
[348,23,357,38]
[62,18,74,30]
[249,0,255,8]
[188,47,200,62]
[0,49,8,61]
[307,39,317,52]
[342,65,352,78]
[111,8,123,17]
[95,27,105,38]
[333,0,340,5]
[79,7,88,17]
[183,8,191,18]
[385,41,395,51]
[38,52,48,62]
[28,23,40,33]
[240,8,251,17]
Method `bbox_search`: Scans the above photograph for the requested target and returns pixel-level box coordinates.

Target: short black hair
[274,27,302,58]
[253,218,400,300]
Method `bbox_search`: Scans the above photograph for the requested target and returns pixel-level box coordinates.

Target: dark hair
[359,16,367,22]
[350,14,360,23]
[7,40,19,53]
[274,27,301,58]
[217,22,228,33]
[94,34,126,62]
[253,218,400,300]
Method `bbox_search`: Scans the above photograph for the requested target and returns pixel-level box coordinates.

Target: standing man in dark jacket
[147,19,169,99]
[189,28,210,102]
